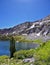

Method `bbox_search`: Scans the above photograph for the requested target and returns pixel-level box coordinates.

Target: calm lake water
[0,41,10,56]
[0,41,39,56]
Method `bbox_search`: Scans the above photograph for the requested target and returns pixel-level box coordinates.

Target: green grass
[0,56,33,65]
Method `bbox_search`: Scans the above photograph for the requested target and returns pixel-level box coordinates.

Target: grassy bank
[14,35,43,44]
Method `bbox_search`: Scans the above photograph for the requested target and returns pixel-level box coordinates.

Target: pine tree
[10,36,16,58]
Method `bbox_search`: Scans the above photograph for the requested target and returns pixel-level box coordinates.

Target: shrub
[14,49,35,59]
[34,40,50,64]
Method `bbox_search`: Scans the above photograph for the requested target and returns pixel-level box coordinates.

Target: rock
[30,64,33,65]
[23,58,35,63]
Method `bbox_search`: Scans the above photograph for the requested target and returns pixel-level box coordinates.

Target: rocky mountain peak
[42,15,50,21]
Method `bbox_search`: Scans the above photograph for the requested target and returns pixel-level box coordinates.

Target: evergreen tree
[10,36,16,58]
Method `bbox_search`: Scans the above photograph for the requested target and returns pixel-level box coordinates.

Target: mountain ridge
[0,15,50,36]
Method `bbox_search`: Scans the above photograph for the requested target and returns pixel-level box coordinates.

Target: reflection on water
[16,42,39,51]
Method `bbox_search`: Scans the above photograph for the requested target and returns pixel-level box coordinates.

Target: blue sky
[0,0,50,29]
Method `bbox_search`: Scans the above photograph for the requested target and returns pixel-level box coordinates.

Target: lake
[0,41,39,56]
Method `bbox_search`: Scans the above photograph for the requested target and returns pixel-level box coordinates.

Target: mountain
[0,15,50,37]
[0,22,33,35]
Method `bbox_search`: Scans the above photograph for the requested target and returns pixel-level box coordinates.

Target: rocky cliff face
[26,15,50,36]
[0,15,50,36]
